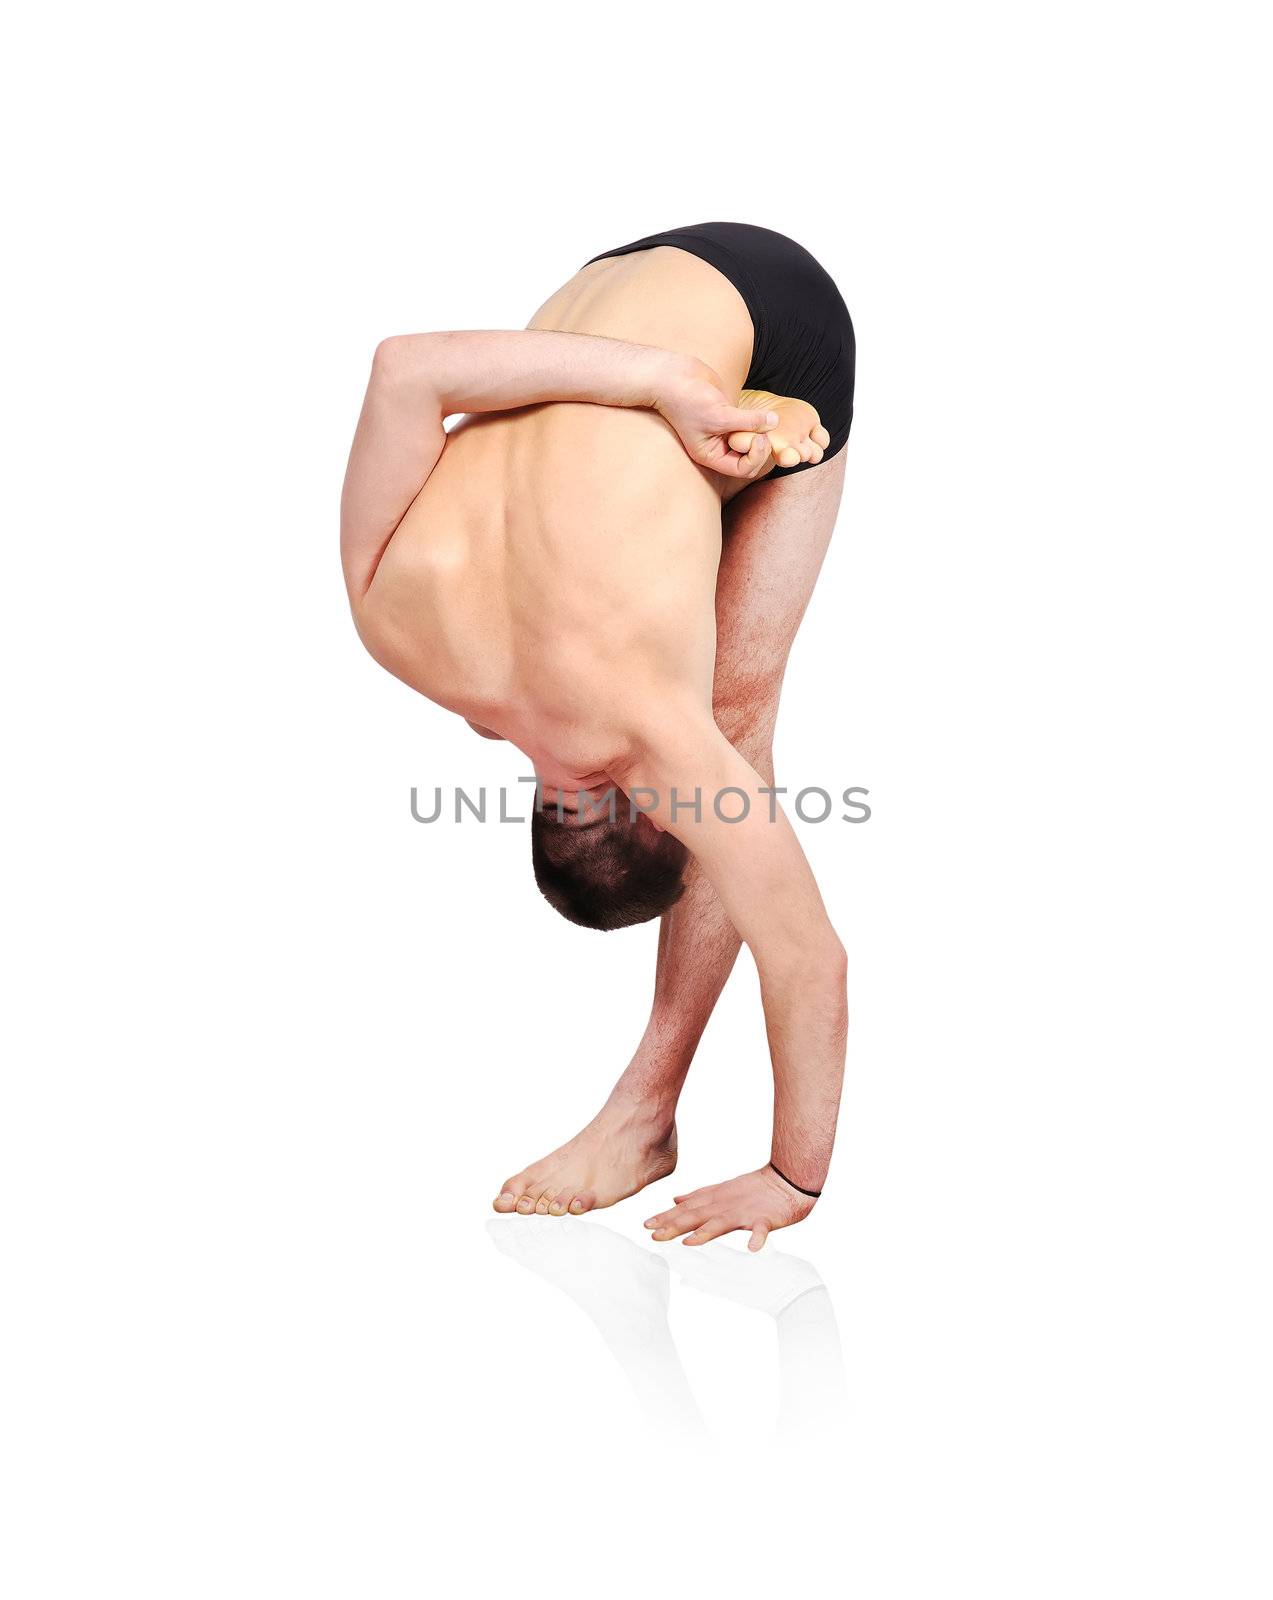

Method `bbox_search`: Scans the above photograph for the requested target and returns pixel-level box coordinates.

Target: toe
[534,1195,551,1214]
[492,1192,518,1213]
[727,430,756,453]
[568,1191,595,1214]
[547,1193,570,1216]
[515,1194,536,1214]
[812,424,830,448]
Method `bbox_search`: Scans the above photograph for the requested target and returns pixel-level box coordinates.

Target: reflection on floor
[487,1217,846,1440]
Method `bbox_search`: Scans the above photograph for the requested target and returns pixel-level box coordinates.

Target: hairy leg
[494,453,847,1216]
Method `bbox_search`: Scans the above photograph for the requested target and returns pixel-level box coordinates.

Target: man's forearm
[628,861,850,1193]
[343,328,701,600]
[372,329,687,417]
[757,940,848,1192]
[617,711,850,1195]
[614,709,847,1196]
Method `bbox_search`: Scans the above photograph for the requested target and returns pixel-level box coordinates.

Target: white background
[3,2,1269,1595]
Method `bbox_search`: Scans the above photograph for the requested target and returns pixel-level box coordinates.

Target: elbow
[815,934,844,1030]
[801,925,847,987]
[370,333,413,387]
[757,930,848,1043]
[813,936,849,1033]
[822,934,849,1014]
[370,332,439,395]
[761,926,847,994]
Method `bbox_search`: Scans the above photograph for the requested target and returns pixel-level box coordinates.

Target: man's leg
[494,454,847,1215]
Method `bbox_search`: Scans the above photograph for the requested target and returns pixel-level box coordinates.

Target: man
[341,222,855,1249]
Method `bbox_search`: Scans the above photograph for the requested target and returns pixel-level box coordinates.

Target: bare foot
[492,1101,677,1217]
[729,388,830,469]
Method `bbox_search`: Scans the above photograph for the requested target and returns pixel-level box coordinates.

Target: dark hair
[531,806,689,930]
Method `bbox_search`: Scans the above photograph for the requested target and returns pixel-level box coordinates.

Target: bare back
[359,248,756,776]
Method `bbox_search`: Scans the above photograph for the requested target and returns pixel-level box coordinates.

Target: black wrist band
[768,1161,822,1199]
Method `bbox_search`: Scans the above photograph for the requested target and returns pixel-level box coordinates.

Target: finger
[748,1221,771,1252]
[726,439,772,479]
[725,406,780,434]
[645,1207,680,1229]
[811,424,830,448]
[744,433,772,476]
[651,1209,705,1242]
[683,1217,737,1246]
[706,440,761,478]
[652,1189,710,1222]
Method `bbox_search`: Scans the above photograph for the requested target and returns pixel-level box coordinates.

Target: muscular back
[357,248,756,775]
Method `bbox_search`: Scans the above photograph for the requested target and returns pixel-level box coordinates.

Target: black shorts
[583,221,855,478]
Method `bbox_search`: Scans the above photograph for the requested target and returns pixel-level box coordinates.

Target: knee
[712,681,779,766]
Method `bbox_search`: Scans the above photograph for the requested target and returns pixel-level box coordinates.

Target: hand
[654,360,783,479]
[728,388,830,469]
[643,1165,817,1252]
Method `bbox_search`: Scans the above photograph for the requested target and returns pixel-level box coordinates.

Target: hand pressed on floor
[644,1164,817,1252]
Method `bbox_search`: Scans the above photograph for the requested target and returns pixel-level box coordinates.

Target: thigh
[712,453,847,734]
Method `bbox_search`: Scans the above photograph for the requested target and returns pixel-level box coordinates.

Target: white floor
[6,937,1267,1595]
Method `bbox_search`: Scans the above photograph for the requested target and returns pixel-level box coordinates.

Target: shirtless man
[341,223,856,1249]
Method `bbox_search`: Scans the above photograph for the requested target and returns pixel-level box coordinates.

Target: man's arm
[610,457,846,1108]
[339,330,778,600]
[615,456,849,1248]
[613,696,848,1247]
